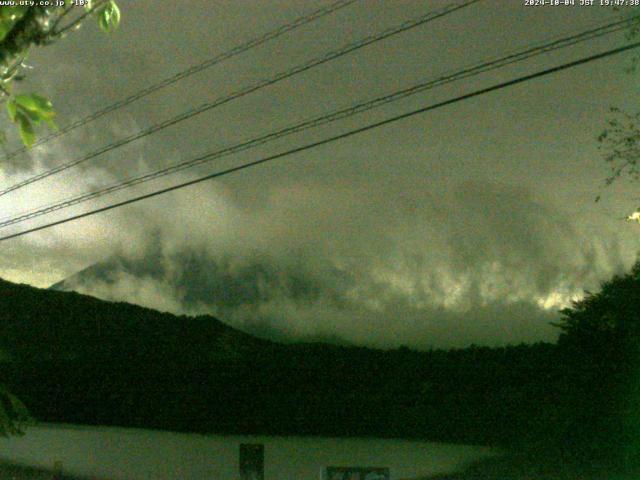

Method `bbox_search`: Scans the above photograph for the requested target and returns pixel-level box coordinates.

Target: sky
[0,0,639,349]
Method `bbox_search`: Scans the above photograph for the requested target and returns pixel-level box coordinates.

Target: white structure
[0,423,497,479]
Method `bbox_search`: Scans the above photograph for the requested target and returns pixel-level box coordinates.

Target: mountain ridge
[0,275,564,446]
[0,275,272,362]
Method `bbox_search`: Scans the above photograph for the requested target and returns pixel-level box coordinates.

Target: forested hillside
[0,267,637,461]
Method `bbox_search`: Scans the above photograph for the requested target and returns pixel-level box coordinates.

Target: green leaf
[0,7,27,42]
[16,104,42,124]
[98,9,110,32]
[6,99,16,122]
[0,6,28,21]
[98,1,120,32]
[109,2,121,29]
[15,111,35,147]
[14,93,55,120]
[6,93,57,144]
[0,21,11,43]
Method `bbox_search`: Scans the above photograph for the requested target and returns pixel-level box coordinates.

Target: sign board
[323,466,390,480]
[239,444,264,480]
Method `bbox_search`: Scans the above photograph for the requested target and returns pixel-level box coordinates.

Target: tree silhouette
[553,260,640,464]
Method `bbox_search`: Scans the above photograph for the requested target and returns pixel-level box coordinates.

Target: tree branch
[52,0,109,36]
[48,4,76,35]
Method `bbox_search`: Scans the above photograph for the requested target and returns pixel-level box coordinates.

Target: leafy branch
[595,8,640,221]
[0,1,121,438]
[0,2,121,148]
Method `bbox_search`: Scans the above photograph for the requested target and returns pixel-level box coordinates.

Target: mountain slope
[0,276,270,362]
[0,276,564,446]
[49,251,360,345]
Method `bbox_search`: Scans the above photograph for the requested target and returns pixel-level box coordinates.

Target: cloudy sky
[0,0,639,349]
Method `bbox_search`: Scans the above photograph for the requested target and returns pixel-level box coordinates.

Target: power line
[1,40,638,243]
[0,15,632,229]
[0,0,481,198]
[0,0,359,162]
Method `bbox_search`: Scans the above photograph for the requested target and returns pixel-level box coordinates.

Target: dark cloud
[49,176,630,349]
[1,1,639,348]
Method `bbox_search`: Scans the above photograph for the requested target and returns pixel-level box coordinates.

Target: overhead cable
[0,15,632,229]
[0,0,359,161]
[1,39,638,242]
[0,0,481,198]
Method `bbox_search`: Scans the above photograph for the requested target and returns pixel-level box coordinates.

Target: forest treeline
[0,262,638,469]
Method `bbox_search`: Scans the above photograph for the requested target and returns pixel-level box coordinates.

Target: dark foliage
[552,261,640,465]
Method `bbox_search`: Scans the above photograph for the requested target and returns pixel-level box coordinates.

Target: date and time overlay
[0,0,636,8]
[526,0,639,6]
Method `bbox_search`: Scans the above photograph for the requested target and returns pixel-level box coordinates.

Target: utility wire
[1,40,638,243]
[0,15,633,229]
[1,0,358,161]
[0,0,480,198]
